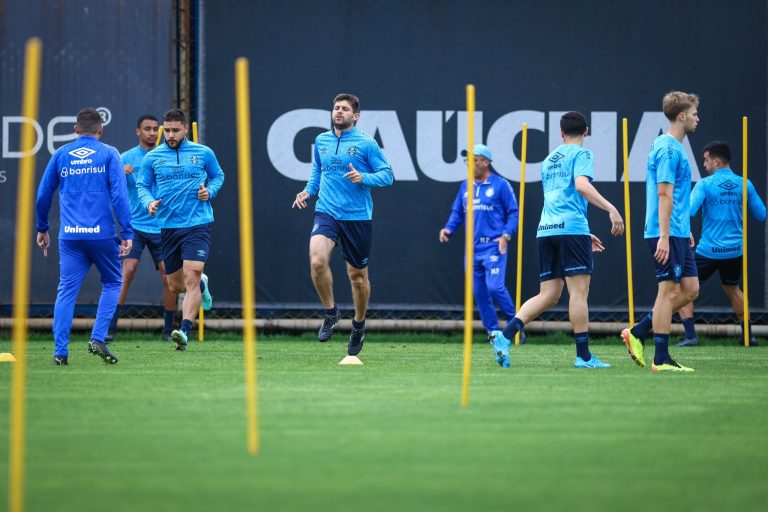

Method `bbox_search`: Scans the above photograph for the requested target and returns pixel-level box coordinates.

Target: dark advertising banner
[201,0,767,312]
[0,0,176,305]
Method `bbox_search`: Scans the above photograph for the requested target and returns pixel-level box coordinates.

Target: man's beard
[333,118,353,131]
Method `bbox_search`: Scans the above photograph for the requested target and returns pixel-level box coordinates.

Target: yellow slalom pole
[155,126,164,146]
[190,121,204,342]
[622,118,635,326]
[514,124,527,346]
[460,84,476,408]
[742,116,749,348]
[9,37,43,512]
[235,57,259,454]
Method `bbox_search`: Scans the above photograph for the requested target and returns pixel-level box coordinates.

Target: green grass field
[0,331,766,512]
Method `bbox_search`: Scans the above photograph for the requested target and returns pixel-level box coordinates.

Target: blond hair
[662,91,699,121]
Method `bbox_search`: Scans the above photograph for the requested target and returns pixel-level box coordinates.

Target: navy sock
[352,319,365,330]
[181,319,193,335]
[682,317,696,339]
[741,322,751,340]
[654,333,670,364]
[163,310,175,333]
[200,278,206,293]
[574,331,591,361]
[502,317,524,340]
[631,311,653,342]
[325,305,338,317]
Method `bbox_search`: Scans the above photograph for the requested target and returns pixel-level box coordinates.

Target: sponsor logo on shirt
[549,152,565,163]
[68,147,96,165]
[537,221,565,232]
[64,225,101,234]
[718,180,738,192]
[712,246,740,254]
[158,172,201,182]
[60,165,106,177]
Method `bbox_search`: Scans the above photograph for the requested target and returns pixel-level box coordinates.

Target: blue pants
[53,239,122,356]
[473,244,517,332]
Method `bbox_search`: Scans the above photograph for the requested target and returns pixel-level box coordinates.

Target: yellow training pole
[622,118,635,326]
[514,124,527,346]
[9,37,42,512]
[235,57,259,453]
[155,126,164,146]
[460,84,476,408]
[742,116,749,348]
[191,121,204,342]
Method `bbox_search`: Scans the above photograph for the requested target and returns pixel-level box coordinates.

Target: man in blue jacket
[36,107,133,365]
[676,140,766,347]
[137,109,225,351]
[439,144,519,334]
[292,93,394,358]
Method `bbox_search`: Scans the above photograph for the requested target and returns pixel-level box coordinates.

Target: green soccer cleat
[621,328,645,368]
[651,358,694,373]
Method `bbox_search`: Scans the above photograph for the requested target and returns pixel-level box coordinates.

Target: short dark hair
[702,140,731,164]
[333,93,360,113]
[76,107,103,134]
[137,114,158,128]
[163,109,187,124]
[560,111,588,136]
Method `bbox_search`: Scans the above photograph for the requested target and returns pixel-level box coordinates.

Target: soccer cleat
[650,358,694,372]
[574,355,611,368]
[488,330,511,368]
[200,274,213,311]
[347,327,365,356]
[676,337,699,347]
[53,355,68,365]
[171,329,188,351]
[104,332,114,344]
[318,310,341,342]
[88,340,118,364]
[621,328,646,368]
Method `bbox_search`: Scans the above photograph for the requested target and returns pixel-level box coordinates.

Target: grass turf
[0,331,766,512]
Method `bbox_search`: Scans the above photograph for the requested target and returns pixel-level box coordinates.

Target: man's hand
[493,236,509,255]
[148,199,162,216]
[590,234,605,253]
[123,164,134,175]
[609,207,625,236]
[37,232,50,257]
[689,234,695,248]
[119,239,133,258]
[439,228,452,243]
[292,191,310,209]
[343,163,363,184]
[655,235,670,264]
[198,184,209,201]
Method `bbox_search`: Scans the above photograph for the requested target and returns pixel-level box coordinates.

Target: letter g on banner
[267,109,329,181]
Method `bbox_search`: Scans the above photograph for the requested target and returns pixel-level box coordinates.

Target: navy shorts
[646,236,697,283]
[127,229,164,268]
[695,254,741,286]
[161,223,211,274]
[311,212,372,269]
[537,234,593,281]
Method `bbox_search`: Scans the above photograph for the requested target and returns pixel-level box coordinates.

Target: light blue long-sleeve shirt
[137,139,225,228]
[690,167,766,259]
[304,127,393,220]
[121,145,160,234]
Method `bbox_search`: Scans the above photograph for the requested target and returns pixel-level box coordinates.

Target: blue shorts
[161,223,211,274]
[127,229,164,268]
[311,212,372,269]
[537,234,592,281]
[695,254,740,286]
[646,236,697,283]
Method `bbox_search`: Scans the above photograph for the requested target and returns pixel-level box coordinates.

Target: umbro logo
[68,147,96,159]
[550,152,565,163]
[718,180,739,191]
[197,250,206,257]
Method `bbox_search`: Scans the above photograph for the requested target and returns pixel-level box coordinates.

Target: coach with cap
[439,144,521,334]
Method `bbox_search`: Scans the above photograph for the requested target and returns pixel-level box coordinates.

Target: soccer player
[36,107,133,365]
[137,109,225,351]
[439,144,520,334]
[621,91,700,372]
[488,112,624,368]
[292,93,394,357]
[676,140,766,347]
[107,115,178,342]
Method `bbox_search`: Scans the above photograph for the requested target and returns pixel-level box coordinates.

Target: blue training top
[443,173,519,247]
[36,135,133,240]
[304,127,393,221]
[644,134,692,238]
[121,145,160,234]
[537,144,593,237]
[690,168,766,259]
[137,139,225,229]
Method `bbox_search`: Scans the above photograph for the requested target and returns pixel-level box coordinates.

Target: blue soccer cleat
[201,274,213,311]
[574,355,611,369]
[171,329,189,351]
[488,330,511,368]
